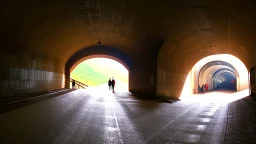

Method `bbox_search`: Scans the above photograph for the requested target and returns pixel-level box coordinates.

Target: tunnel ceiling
[0,0,255,69]
[199,61,238,78]
[212,68,237,78]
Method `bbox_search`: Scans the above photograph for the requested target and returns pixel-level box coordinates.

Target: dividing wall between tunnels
[157,69,187,99]
[129,54,157,96]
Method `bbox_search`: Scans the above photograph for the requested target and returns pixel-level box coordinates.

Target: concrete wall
[0,67,64,97]
[129,57,157,97]
[157,69,187,99]
[0,51,64,98]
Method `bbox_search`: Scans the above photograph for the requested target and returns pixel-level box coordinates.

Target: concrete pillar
[129,69,156,97]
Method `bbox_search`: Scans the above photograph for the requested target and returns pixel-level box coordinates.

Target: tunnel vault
[198,61,239,78]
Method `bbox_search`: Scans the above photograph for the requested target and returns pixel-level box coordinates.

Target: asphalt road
[0,89,255,144]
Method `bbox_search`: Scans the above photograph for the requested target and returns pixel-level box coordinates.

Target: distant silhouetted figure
[111,77,115,93]
[201,84,205,92]
[72,80,75,88]
[108,78,112,90]
[198,84,201,93]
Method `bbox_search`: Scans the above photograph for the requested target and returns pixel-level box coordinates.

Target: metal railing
[70,78,89,89]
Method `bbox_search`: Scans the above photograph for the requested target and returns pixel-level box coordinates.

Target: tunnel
[211,68,237,91]
[0,0,255,100]
[179,54,249,99]
[198,61,239,92]
[1,0,256,143]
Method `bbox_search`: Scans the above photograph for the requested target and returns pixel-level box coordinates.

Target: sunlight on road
[180,89,249,103]
[87,82,128,94]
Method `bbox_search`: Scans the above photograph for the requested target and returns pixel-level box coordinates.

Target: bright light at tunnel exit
[71,58,128,91]
[180,54,249,103]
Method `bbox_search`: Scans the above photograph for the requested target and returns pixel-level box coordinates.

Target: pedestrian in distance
[72,80,75,88]
[201,84,205,92]
[111,77,115,93]
[108,78,112,90]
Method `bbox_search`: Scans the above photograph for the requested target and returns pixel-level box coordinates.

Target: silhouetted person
[201,84,205,92]
[111,77,115,93]
[72,80,75,88]
[198,84,201,93]
[108,78,112,90]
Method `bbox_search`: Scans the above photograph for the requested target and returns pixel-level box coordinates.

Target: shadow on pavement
[0,89,76,114]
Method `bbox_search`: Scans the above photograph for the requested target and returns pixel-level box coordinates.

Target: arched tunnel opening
[70,57,129,92]
[180,54,249,102]
[211,69,237,91]
[198,61,239,93]
[65,45,133,94]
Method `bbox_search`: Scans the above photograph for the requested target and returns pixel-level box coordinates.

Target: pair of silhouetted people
[199,83,208,93]
[108,77,115,92]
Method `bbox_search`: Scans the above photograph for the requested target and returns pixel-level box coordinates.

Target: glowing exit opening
[70,58,128,92]
[180,54,249,102]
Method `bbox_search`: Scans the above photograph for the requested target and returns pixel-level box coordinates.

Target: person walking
[72,80,75,88]
[111,77,115,93]
[201,84,205,92]
[108,78,112,90]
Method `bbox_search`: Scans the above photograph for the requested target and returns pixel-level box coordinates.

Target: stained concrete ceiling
[0,0,255,71]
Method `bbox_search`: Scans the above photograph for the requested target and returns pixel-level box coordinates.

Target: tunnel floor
[0,89,255,143]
